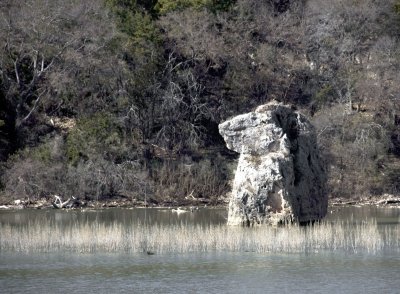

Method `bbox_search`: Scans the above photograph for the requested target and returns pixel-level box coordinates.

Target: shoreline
[330,194,400,208]
[0,196,228,210]
[0,194,399,210]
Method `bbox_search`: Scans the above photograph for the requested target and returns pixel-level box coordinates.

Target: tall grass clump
[0,220,398,254]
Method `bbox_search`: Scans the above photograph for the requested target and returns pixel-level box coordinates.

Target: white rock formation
[219,101,327,225]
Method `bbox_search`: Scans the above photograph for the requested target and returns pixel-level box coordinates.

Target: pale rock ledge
[219,101,327,225]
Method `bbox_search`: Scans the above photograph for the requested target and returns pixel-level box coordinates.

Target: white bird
[172,207,187,214]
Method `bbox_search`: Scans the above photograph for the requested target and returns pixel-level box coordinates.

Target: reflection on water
[0,205,398,228]
[0,251,399,293]
[326,206,400,225]
[0,207,228,228]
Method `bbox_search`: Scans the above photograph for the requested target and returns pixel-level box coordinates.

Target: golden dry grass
[0,220,398,254]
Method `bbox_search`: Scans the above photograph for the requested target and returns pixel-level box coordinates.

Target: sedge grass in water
[0,220,399,254]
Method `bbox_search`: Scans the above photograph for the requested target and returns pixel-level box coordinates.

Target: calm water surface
[0,207,228,227]
[0,206,399,293]
[0,205,398,227]
[1,251,399,293]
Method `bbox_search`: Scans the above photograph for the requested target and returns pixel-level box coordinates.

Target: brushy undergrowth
[0,220,398,254]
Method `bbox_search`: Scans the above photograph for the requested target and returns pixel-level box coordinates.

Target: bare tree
[155,52,211,151]
[0,0,117,133]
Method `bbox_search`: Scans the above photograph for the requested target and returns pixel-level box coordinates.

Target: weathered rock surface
[219,101,327,225]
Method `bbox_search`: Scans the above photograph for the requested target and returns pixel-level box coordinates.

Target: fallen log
[52,195,79,209]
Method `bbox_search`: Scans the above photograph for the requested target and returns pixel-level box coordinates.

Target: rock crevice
[219,101,327,225]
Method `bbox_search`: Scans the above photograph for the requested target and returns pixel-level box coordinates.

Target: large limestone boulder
[219,101,327,225]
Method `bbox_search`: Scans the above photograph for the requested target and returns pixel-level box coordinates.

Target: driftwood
[52,195,79,209]
[377,198,400,205]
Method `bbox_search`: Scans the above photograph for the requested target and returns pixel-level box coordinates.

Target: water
[326,205,400,226]
[0,206,399,293]
[0,207,228,228]
[1,205,398,228]
[1,251,399,293]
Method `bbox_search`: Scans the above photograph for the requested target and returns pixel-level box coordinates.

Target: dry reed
[0,220,398,254]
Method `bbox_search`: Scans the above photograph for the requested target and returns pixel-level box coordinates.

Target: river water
[0,206,399,293]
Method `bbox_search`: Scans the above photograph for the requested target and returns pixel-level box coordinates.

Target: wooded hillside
[0,0,399,203]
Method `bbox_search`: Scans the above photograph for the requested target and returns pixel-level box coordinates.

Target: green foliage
[5,140,53,175]
[66,113,123,165]
[105,0,163,86]
[209,0,235,12]
[155,0,211,14]
[29,144,52,163]
[136,0,159,14]
[106,0,161,44]
[395,1,400,14]
[154,0,235,14]
[314,85,335,107]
